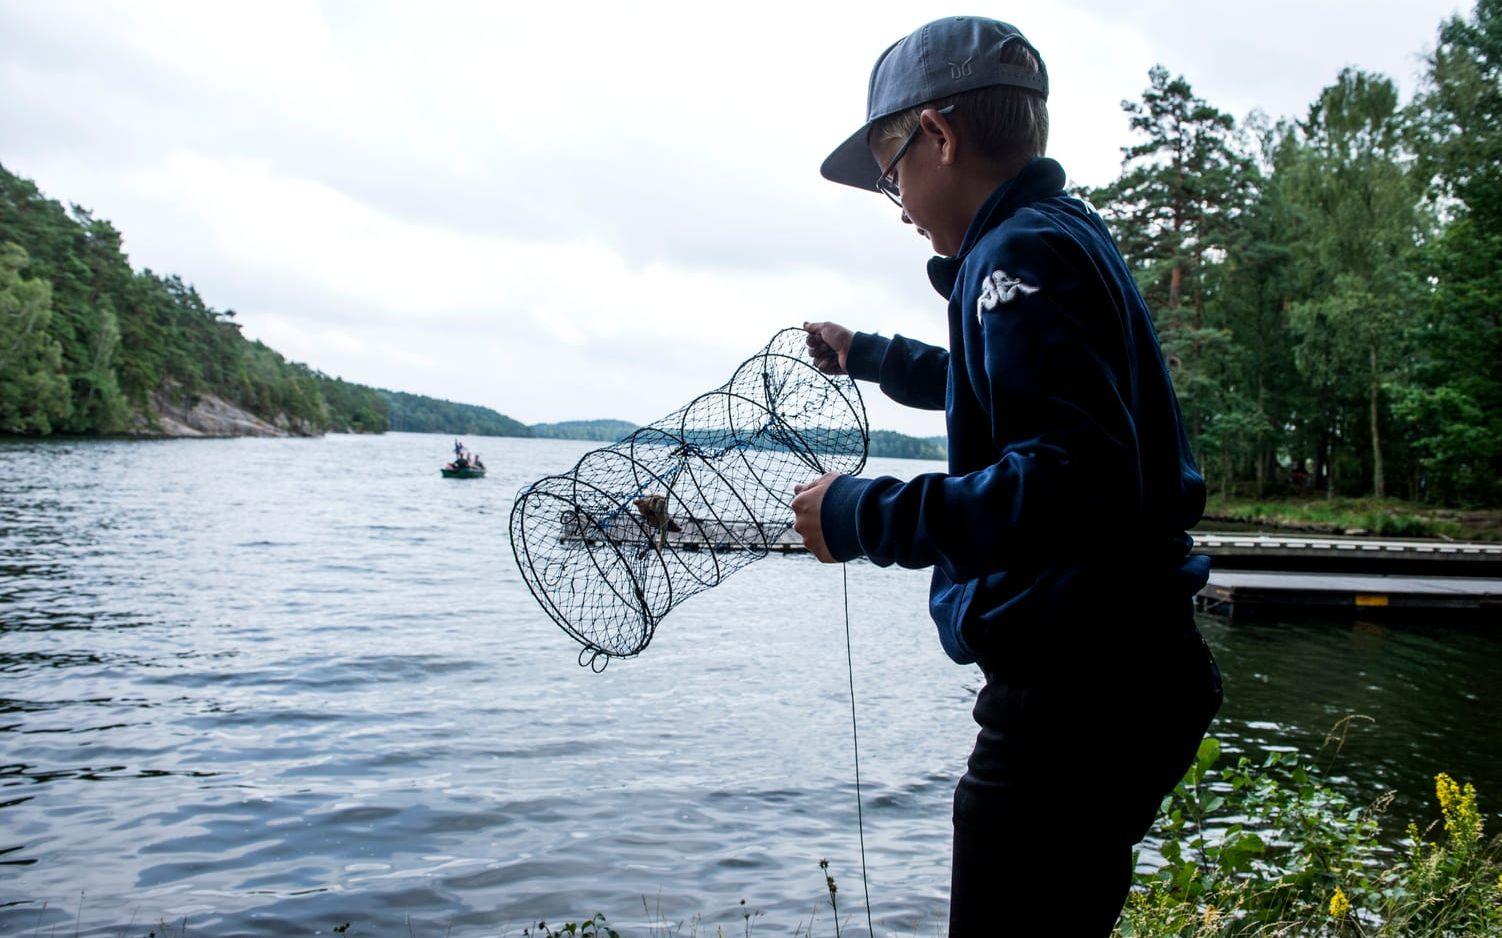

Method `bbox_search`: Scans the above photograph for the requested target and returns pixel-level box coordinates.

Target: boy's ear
[919,107,960,167]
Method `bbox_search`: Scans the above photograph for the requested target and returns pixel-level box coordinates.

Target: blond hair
[870,42,1048,168]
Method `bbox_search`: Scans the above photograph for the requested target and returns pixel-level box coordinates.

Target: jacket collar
[926,156,1068,298]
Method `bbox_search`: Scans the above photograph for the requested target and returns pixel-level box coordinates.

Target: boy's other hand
[791,471,841,563]
[802,321,854,375]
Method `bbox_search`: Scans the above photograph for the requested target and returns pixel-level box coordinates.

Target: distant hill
[530,419,637,442]
[528,419,947,461]
[379,389,531,437]
[869,430,946,460]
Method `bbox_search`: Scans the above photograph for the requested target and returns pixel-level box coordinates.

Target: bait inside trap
[509,328,869,668]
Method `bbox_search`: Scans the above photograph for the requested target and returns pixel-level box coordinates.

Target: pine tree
[0,243,71,433]
[1087,65,1258,481]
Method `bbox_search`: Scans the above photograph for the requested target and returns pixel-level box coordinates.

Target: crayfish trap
[509,327,869,669]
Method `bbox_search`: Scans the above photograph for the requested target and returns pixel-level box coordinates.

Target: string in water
[842,562,876,937]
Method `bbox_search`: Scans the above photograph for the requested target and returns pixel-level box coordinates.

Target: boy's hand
[803,321,854,375]
[792,471,842,563]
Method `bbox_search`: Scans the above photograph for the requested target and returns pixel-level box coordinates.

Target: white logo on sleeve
[975,268,1039,321]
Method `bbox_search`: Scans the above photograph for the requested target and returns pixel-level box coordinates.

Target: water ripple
[1,434,1499,934]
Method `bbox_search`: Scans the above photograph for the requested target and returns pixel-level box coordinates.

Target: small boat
[442,440,486,478]
[441,466,486,479]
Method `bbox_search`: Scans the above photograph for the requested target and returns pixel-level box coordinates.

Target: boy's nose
[900,208,913,225]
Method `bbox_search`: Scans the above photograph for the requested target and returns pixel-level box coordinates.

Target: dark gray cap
[820,16,1048,192]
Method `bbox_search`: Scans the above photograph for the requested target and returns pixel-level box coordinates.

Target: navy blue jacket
[820,157,1210,668]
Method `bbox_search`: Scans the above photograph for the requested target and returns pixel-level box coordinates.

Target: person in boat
[473,453,485,470]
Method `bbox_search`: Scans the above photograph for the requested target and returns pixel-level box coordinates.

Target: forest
[380,389,530,437]
[0,163,388,436]
[1084,0,1501,507]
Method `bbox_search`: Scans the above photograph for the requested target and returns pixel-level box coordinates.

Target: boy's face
[868,110,970,257]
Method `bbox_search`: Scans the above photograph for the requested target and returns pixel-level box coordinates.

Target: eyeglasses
[875,104,956,207]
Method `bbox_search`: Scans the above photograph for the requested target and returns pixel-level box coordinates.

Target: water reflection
[0,434,1497,934]
[1200,613,1502,826]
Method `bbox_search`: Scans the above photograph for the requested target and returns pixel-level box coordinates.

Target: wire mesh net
[509,327,869,669]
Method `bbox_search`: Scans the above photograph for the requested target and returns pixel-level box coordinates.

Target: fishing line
[841,561,876,937]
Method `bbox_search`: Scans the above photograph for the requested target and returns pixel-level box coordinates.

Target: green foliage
[380,388,530,436]
[867,430,946,460]
[0,243,70,433]
[1085,0,1502,507]
[0,171,133,432]
[523,914,620,938]
[315,373,388,433]
[1389,385,1496,505]
[1404,0,1502,505]
[0,162,386,436]
[1085,64,1257,472]
[1202,495,1502,539]
[1118,735,1502,936]
[1281,68,1425,501]
[530,419,636,442]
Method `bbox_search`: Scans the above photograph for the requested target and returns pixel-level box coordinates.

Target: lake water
[2,433,1499,936]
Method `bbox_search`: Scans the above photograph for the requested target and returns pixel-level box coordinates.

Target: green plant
[523,913,620,938]
[819,858,841,938]
[1117,731,1502,936]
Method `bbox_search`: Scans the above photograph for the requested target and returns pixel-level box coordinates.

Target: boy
[790,17,1223,936]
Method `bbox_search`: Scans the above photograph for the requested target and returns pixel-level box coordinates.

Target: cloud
[109,148,931,427]
[0,0,1464,437]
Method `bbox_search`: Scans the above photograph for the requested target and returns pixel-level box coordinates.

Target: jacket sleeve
[820,232,1142,581]
[844,331,948,411]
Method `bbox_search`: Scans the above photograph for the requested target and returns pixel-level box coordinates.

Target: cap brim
[820,122,881,192]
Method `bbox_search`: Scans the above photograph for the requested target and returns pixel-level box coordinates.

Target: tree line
[0,163,387,435]
[380,389,531,436]
[1085,0,1501,506]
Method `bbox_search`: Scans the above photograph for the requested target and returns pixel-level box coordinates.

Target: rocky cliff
[137,388,317,438]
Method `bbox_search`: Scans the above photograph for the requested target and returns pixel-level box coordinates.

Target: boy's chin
[924,231,959,256]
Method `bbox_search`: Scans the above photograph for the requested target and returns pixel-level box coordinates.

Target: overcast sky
[0,0,1464,436]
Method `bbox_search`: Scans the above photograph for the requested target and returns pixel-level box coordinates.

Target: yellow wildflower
[1329,887,1351,919]
[1436,772,1459,811]
[1434,772,1483,846]
[1201,905,1222,928]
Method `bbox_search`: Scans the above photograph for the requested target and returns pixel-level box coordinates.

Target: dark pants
[946,611,1223,937]
[950,817,1134,936]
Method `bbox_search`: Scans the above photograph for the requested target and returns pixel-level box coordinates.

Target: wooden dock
[1197,571,1502,618]
[1192,532,1502,577]
[1191,535,1502,616]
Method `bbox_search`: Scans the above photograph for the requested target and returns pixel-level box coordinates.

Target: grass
[1200,495,1502,541]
